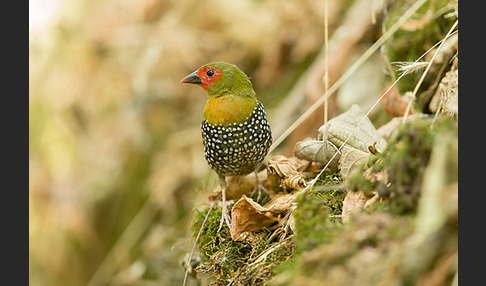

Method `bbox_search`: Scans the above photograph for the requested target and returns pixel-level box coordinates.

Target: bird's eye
[206,69,215,77]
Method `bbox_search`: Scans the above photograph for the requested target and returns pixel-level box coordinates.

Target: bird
[181,62,272,230]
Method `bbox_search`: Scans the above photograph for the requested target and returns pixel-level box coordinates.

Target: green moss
[293,193,330,251]
[368,199,390,213]
[313,173,347,220]
[190,203,295,285]
[292,172,346,252]
[346,165,376,195]
[191,207,238,282]
[377,119,435,214]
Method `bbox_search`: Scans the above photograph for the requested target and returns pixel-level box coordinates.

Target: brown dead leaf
[428,69,458,115]
[262,193,296,213]
[363,193,384,209]
[341,168,388,219]
[363,168,387,184]
[267,155,306,191]
[267,155,298,178]
[425,34,458,74]
[294,138,326,163]
[341,191,369,223]
[380,84,413,117]
[284,173,306,191]
[230,194,295,241]
[230,195,275,241]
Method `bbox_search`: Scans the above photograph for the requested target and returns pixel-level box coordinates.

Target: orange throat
[203,95,257,126]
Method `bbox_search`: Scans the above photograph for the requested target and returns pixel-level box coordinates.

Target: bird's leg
[217,175,232,232]
[251,169,265,203]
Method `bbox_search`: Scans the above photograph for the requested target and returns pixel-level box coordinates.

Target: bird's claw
[217,206,232,232]
[251,181,266,203]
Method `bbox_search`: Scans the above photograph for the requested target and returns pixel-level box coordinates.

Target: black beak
[180,71,202,84]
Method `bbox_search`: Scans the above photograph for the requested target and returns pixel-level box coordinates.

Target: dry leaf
[341,191,368,222]
[338,145,370,180]
[380,84,414,117]
[294,124,341,171]
[341,168,387,221]
[363,193,383,208]
[320,104,387,153]
[428,69,458,115]
[267,155,306,191]
[425,34,458,74]
[286,213,296,235]
[230,196,275,241]
[294,138,326,162]
[262,193,296,213]
[267,155,299,178]
[230,194,295,241]
[363,168,388,184]
[295,105,386,178]
[284,173,306,191]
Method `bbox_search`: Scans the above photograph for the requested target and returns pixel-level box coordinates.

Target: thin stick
[323,0,330,124]
[182,200,217,286]
[250,235,294,266]
[228,234,294,286]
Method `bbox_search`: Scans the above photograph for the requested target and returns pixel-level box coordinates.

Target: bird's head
[181,62,256,99]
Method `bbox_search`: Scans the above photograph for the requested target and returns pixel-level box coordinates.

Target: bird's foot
[217,174,231,232]
[251,180,267,203]
[217,204,232,232]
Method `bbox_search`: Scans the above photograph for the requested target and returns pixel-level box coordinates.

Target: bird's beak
[180,71,202,84]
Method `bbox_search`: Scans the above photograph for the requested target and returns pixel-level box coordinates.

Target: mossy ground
[189,172,345,285]
[189,116,457,286]
[191,203,294,285]
[291,173,346,252]
[270,116,457,286]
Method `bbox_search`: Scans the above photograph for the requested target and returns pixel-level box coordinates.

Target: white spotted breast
[201,101,272,176]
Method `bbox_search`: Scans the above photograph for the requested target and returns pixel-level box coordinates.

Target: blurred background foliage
[29,0,456,285]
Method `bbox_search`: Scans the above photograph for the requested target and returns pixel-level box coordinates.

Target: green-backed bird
[181,62,272,230]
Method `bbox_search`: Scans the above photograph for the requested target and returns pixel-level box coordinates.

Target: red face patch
[196,67,223,90]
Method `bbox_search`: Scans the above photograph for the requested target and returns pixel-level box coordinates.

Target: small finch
[181,62,272,230]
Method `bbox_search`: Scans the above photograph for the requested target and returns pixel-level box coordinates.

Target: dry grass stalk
[393,61,429,76]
